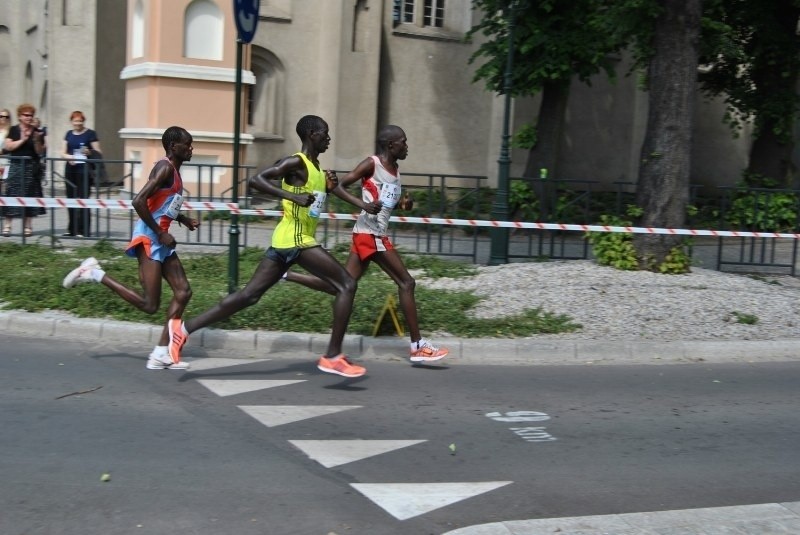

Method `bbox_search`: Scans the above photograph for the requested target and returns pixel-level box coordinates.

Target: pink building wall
[121,0,253,195]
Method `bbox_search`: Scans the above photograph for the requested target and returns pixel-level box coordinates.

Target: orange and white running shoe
[317,354,366,378]
[410,338,448,362]
[167,319,188,363]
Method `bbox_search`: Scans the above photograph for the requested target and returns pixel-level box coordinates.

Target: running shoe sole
[410,352,448,363]
[146,358,190,370]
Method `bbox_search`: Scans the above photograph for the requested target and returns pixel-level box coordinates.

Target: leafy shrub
[724,173,800,231]
[586,214,638,270]
[725,190,799,231]
[509,181,538,221]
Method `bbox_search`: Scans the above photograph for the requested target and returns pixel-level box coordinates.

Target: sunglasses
[0,115,9,119]
[20,113,33,117]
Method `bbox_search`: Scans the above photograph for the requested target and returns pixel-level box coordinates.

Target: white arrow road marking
[288,440,427,468]
[198,379,306,397]
[238,405,362,427]
[351,481,513,520]
[183,358,270,371]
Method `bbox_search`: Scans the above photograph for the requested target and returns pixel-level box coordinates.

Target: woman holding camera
[1,103,46,237]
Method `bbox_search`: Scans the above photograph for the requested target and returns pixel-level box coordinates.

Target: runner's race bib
[309,191,327,218]
[379,183,401,208]
[165,194,184,219]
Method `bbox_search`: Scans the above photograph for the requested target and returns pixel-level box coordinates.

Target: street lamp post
[488,0,517,266]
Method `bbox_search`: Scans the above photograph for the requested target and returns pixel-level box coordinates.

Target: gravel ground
[419,260,800,342]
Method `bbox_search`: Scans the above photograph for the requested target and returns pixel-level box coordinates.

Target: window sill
[250,132,285,142]
[391,25,466,43]
[259,7,291,23]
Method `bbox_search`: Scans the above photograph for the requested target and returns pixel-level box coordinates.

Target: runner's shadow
[411,363,449,370]
[179,360,368,387]
[322,375,368,391]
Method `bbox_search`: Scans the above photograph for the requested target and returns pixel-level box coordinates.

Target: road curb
[1,309,799,366]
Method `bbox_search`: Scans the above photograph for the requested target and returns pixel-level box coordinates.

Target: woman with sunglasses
[2,104,46,237]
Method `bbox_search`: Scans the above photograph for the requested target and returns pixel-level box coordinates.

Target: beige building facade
[0,0,755,196]
[0,0,127,171]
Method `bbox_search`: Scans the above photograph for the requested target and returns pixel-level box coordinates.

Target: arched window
[248,46,285,137]
[184,0,223,61]
[131,0,145,58]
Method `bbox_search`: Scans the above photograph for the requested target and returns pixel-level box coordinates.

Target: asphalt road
[3,333,800,535]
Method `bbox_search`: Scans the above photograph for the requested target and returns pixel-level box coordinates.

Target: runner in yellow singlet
[270,151,326,249]
[285,125,449,365]
[167,115,378,378]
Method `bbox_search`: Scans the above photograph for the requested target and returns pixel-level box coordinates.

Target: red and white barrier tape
[2,196,797,239]
[0,196,237,212]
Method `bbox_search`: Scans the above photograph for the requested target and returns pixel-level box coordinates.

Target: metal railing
[714,186,800,275]
[4,156,800,274]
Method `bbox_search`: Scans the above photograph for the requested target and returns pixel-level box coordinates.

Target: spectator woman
[61,110,101,237]
[0,108,11,194]
[2,104,46,237]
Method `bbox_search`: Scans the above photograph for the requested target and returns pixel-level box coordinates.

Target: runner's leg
[183,257,285,334]
[157,254,192,346]
[295,247,357,357]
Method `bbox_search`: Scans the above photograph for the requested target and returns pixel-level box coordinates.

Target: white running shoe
[62,257,101,288]
[146,353,191,370]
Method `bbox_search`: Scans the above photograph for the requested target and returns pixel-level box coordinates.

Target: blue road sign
[233,0,259,43]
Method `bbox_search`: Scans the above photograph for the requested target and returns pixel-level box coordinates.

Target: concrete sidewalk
[442,501,800,534]
[3,308,800,535]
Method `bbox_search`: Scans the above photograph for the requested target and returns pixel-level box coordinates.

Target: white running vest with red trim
[352,155,401,236]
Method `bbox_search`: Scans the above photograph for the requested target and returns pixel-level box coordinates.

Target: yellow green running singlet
[271,152,325,249]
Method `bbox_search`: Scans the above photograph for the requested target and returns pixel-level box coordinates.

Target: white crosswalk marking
[289,439,427,468]
[351,481,513,520]
[182,358,270,371]
[198,379,306,397]
[238,405,362,427]
[198,372,514,520]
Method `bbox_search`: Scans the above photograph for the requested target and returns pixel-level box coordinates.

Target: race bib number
[379,183,401,208]
[309,191,327,218]
[165,194,184,219]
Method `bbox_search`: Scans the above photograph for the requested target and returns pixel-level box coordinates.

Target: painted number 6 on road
[485,411,550,423]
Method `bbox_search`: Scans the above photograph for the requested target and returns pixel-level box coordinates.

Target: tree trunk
[748,122,795,187]
[524,79,570,221]
[633,0,702,269]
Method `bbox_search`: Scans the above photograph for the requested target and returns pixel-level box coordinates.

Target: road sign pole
[229,0,259,293]
[228,38,243,294]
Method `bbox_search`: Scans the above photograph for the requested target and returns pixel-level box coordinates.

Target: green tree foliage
[697,0,800,186]
[470,0,800,269]
[468,0,628,217]
[468,0,622,96]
